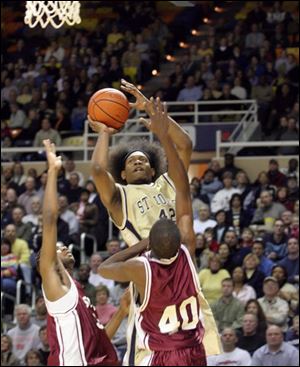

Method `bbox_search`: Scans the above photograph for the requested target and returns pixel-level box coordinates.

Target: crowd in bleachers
[1,153,299,364]
[1,1,299,157]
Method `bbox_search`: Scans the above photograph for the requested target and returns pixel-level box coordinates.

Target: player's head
[109,140,166,185]
[149,219,181,259]
[36,243,75,273]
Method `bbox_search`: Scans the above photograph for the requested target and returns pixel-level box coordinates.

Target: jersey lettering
[158,296,198,334]
[159,208,176,221]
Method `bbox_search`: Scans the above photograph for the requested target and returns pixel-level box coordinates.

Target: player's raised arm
[89,118,123,226]
[140,98,195,256]
[39,140,69,301]
[121,79,192,170]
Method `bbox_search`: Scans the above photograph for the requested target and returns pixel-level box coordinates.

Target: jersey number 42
[158,296,199,334]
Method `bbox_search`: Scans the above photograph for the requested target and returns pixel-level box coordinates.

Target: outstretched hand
[120,78,151,111]
[43,139,62,171]
[139,97,169,140]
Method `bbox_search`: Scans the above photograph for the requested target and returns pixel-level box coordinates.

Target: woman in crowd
[232,266,257,304]
[245,299,267,335]
[243,253,265,297]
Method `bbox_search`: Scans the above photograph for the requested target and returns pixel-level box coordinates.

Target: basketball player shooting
[89,81,195,254]
[37,139,129,366]
[97,99,221,366]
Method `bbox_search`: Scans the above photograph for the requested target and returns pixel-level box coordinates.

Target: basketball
[88,88,130,130]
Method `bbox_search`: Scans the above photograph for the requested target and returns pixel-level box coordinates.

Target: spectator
[7,304,40,364]
[214,210,230,244]
[36,172,47,201]
[252,238,274,276]
[1,237,18,296]
[33,117,62,147]
[231,77,247,99]
[66,172,83,204]
[3,224,31,287]
[276,187,294,212]
[104,238,121,260]
[245,298,267,335]
[264,219,288,261]
[252,325,299,366]
[1,334,20,366]
[8,103,28,129]
[17,177,38,215]
[271,265,298,312]
[11,205,33,243]
[64,159,85,187]
[287,175,299,203]
[198,253,230,305]
[58,195,79,237]
[245,23,265,50]
[70,99,87,131]
[214,38,233,66]
[220,154,242,180]
[211,172,240,214]
[218,243,232,271]
[207,327,251,366]
[77,263,97,305]
[78,196,99,239]
[11,162,27,187]
[285,315,299,350]
[24,349,44,366]
[258,277,289,331]
[193,204,217,234]
[177,75,202,102]
[226,194,250,236]
[243,253,265,298]
[232,266,256,305]
[37,325,50,366]
[251,190,286,227]
[211,278,245,332]
[278,117,299,155]
[190,183,207,220]
[237,313,266,356]
[236,171,252,204]
[246,2,267,29]
[239,228,255,248]
[195,233,211,270]
[267,159,287,187]
[95,285,117,326]
[281,210,294,236]
[22,196,42,228]
[280,159,299,181]
[121,42,141,83]
[30,295,47,328]
[88,253,115,292]
[44,40,65,63]
[200,169,223,202]
[278,237,299,285]
[208,159,223,180]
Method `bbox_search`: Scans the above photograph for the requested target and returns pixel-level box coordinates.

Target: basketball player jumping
[97,99,221,366]
[38,139,129,366]
[89,79,194,253]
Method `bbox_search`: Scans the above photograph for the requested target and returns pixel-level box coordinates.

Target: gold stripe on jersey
[115,173,176,247]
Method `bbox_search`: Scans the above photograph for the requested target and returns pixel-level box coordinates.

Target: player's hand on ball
[43,139,62,171]
[120,78,151,111]
[87,115,118,135]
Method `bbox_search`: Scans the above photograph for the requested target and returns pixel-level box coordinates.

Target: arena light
[214,6,225,13]
[166,55,175,62]
[179,42,189,48]
[203,18,211,24]
[152,69,159,76]
[191,29,200,36]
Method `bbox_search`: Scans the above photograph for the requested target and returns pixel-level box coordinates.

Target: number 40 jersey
[133,245,205,353]
[115,173,176,246]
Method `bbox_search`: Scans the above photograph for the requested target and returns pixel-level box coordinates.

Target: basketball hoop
[24,1,81,29]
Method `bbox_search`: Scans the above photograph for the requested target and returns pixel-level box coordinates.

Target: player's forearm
[105,308,127,340]
[43,168,59,222]
[99,239,149,269]
[91,132,110,172]
[167,116,192,150]
[159,135,190,195]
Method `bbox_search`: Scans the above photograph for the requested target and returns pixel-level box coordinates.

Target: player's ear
[121,170,126,180]
[151,168,155,178]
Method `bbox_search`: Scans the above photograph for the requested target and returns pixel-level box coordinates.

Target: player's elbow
[91,162,105,176]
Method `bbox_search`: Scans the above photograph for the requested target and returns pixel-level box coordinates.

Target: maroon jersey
[133,245,205,353]
[43,274,118,366]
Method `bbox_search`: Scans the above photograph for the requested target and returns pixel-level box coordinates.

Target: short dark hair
[109,139,166,184]
[149,219,181,259]
[222,277,233,285]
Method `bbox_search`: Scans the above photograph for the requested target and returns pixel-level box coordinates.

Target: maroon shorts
[151,343,207,366]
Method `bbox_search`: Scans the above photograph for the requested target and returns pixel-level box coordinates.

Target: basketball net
[24,1,81,29]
